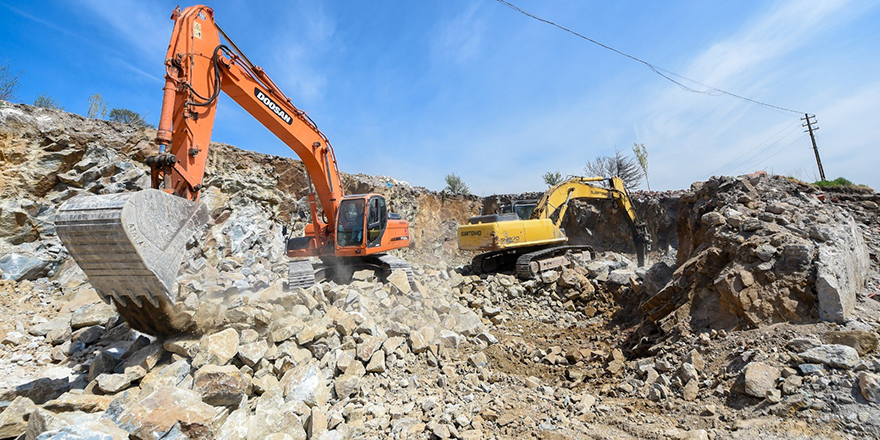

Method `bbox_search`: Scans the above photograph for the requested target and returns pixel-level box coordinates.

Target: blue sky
[2,0,879,194]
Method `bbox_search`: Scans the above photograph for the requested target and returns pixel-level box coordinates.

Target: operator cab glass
[337,199,365,247]
[367,196,387,247]
[514,203,537,220]
[501,201,537,220]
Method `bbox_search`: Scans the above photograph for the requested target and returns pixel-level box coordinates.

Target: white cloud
[431,4,485,65]
[77,0,171,60]
[397,0,879,194]
[270,3,337,104]
[629,0,874,189]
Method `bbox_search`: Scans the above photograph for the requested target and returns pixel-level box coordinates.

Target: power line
[740,134,808,174]
[491,0,806,114]
[704,120,800,178]
[727,124,801,174]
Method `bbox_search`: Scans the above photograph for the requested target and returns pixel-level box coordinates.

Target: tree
[444,173,470,195]
[542,171,562,187]
[87,93,108,119]
[0,59,23,102]
[631,142,650,191]
[33,93,64,110]
[584,148,645,190]
[109,108,151,127]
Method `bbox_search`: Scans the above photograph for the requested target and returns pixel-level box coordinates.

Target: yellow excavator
[458,177,649,278]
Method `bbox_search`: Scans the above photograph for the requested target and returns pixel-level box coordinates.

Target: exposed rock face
[0,103,481,298]
[815,215,870,322]
[643,175,871,331]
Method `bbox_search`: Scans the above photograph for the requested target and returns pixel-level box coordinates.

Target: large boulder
[740,362,780,398]
[798,344,860,369]
[114,386,216,440]
[194,365,252,406]
[280,362,329,408]
[0,396,36,438]
[0,253,49,281]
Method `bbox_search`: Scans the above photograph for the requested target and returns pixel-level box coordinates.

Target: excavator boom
[55,5,411,335]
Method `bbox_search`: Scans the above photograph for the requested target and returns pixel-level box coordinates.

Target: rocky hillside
[1,103,880,440]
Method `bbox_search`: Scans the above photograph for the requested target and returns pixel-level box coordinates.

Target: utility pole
[802,113,825,181]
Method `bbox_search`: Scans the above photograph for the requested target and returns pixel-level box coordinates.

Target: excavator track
[515,245,594,279]
[288,259,317,289]
[470,249,523,275]
[288,254,413,289]
[55,189,208,336]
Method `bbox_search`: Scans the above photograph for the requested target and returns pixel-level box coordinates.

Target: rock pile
[643,174,871,332]
[0,264,506,439]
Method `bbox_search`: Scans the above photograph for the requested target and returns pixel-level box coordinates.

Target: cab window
[367,196,387,246]
[337,199,365,247]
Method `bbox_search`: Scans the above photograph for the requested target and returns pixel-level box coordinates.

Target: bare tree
[542,171,562,187]
[631,143,650,191]
[444,173,470,195]
[87,93,108,119]
[0,60,23,102]
[584,149,645,190]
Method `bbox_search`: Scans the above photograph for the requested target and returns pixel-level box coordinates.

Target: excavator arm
[150,5,343,241]
[532,176,649,265]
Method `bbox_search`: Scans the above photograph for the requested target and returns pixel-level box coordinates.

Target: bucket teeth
[56,189,208,335]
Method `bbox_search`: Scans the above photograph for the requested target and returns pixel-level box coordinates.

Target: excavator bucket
[55,189,208,335]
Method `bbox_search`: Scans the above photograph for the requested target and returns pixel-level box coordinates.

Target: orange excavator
[55,5,411,335]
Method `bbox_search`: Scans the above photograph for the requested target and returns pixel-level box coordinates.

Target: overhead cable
[492,0,806,114]
[704,120,800,178]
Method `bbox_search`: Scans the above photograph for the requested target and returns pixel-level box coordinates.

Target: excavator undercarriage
[470,245,594,278]
[288,254,414,289]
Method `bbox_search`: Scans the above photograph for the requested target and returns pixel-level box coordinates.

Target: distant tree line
[0,59,152,127]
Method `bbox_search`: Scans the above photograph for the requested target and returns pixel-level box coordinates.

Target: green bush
[34,93,64,110]
[813,177,854,188]
[444,173,470,195]
[109,108,151,127]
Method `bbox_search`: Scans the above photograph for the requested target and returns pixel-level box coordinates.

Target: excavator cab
[336,194,389,249]
[500,198,539,220]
